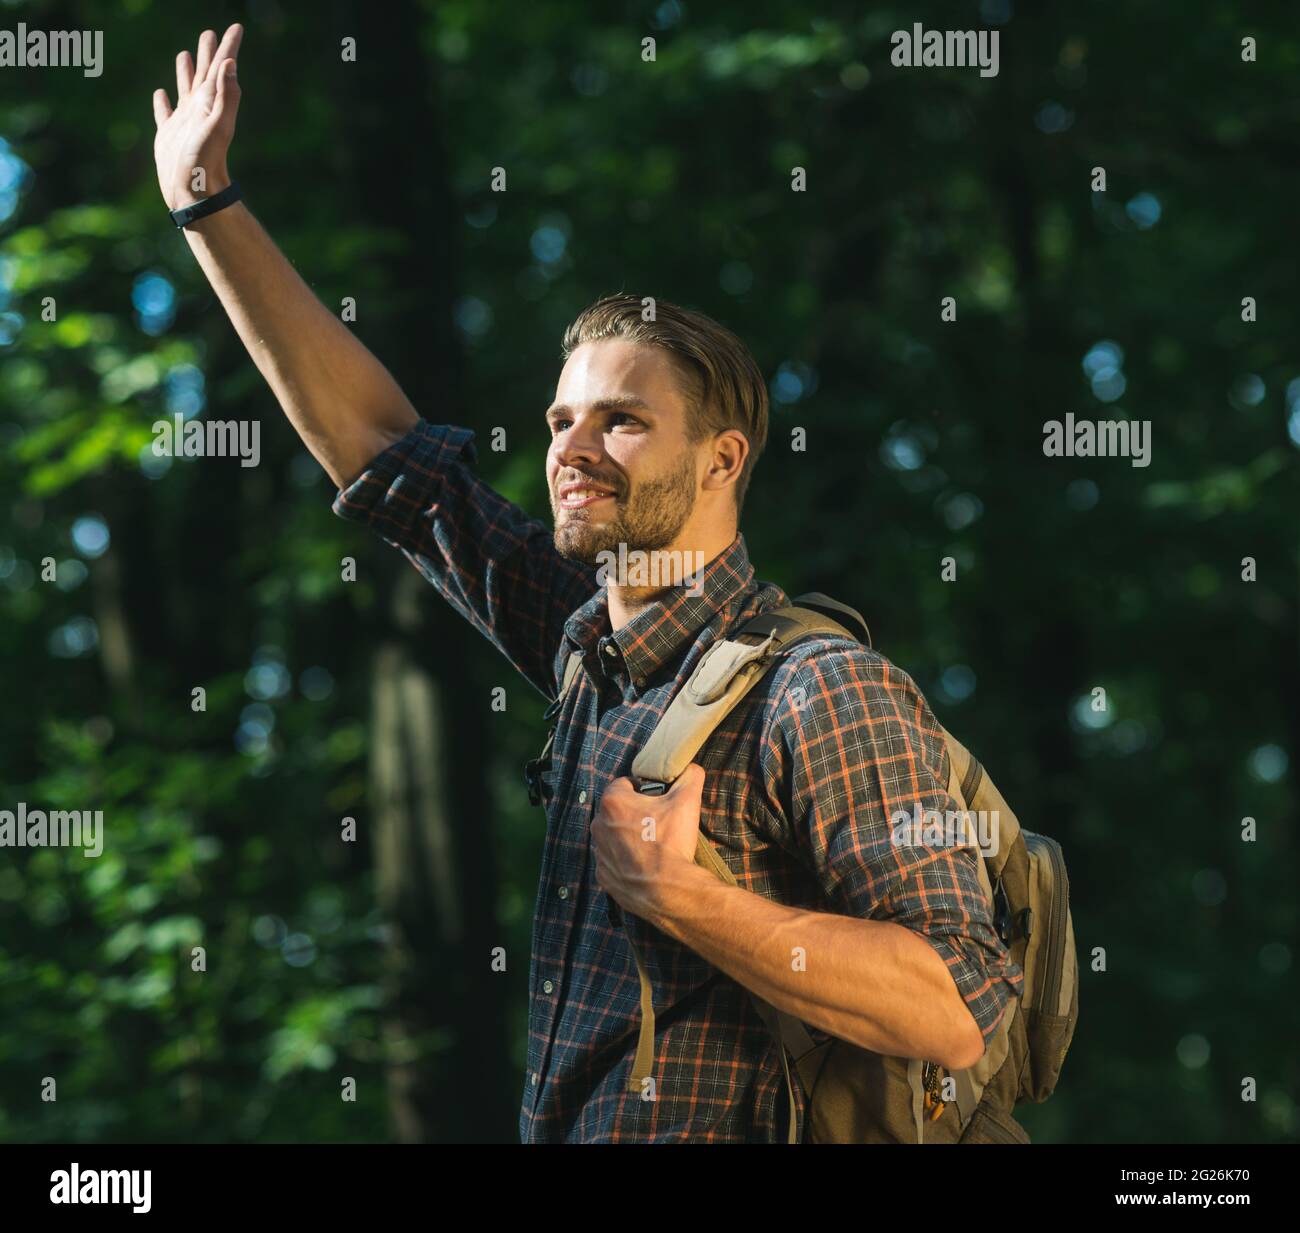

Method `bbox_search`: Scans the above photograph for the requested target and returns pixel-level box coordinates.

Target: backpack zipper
[922,1060,946,1120]
[1025,833,1069,1015]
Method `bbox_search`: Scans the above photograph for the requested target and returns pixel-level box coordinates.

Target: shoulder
[759,634,928,721]
[753,634,949,777]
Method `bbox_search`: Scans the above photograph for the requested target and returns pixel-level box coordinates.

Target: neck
[605,525,736,631]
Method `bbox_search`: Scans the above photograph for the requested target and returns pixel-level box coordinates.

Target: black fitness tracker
[169,180,242,229]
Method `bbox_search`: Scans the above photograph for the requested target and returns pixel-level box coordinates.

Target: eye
[608,412,640,428]
[548,417,572,434]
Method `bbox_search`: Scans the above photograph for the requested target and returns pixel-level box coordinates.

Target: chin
[553,522,609,567]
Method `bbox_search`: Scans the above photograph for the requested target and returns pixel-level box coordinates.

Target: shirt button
[633,676,645,687]
[604,644,617,657]
[557,885,569,900]
[542,979,554,994]
[578,789,588,804]
[531,1072,538,1087]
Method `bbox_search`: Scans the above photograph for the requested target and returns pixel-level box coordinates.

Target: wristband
[169,181,242,229]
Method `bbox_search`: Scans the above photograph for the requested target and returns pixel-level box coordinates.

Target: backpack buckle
[523,756,553,807]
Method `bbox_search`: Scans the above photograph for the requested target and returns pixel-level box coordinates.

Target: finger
[194,28,217,84]
[176,49,194,99]
[207,22,244,82]
[214,58,238,115]
[606,776,640,801]
[152,88,173,130]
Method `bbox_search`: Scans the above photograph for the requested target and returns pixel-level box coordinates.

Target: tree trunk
[343,0,510,1142]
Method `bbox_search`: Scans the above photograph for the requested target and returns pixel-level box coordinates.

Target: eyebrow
[545,396,651,420]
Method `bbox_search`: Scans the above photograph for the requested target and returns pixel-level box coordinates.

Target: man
[151,24,1023,1143]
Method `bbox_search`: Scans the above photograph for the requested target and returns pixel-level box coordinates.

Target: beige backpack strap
[937,726,1024,1128]
[625,943,658,1097]
[624,601,865,1136]
[629,632,776,789]
[940,729,996,908]
[558,649,583,700]
[526,651,586,808]
[907,1058,927,1143]
[690,830,814,1143]
[624,828,812,1141]
[630,600,864,791]
[785,591,872,647]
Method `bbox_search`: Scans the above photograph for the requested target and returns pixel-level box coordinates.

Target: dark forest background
[0,0,1296,1143]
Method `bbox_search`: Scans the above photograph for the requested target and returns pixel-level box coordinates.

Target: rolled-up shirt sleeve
[758,641,1023,1049]
[332,419,598,699]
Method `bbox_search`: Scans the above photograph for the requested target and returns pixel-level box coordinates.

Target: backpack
[526,592,1080,1143]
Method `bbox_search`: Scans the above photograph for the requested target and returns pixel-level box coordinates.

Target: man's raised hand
[151,24,244,212]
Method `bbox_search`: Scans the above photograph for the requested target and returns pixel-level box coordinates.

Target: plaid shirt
[333,419,1024,1143]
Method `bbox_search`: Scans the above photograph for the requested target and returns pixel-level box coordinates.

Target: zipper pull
[922,1062,947,1120]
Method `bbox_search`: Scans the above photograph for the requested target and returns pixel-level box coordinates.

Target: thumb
[667,763,707,798]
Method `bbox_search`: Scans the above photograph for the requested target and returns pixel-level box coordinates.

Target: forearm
[181,192,419,487]
[654,864,983,1070]
[152,26,420,487]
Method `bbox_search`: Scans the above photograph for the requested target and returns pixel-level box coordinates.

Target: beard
[551,451,698,567]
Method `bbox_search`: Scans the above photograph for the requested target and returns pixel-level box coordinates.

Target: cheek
[606,435,648,478]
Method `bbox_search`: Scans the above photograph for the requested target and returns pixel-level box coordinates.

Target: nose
[552,414,604,471]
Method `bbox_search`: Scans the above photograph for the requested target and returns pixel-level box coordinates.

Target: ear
[701,429,748,495]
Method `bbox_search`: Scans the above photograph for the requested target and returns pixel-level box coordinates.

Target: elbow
[946,1010,986,1072]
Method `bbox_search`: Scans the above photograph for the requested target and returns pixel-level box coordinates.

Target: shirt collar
[562,533,758,687]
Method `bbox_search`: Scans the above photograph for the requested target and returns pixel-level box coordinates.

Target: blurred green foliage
[0,0,1296,1142]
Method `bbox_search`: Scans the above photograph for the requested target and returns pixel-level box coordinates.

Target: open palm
[152,23,244,211]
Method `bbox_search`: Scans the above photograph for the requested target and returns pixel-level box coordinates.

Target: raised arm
[150,26,598,694]
[150,23,418,488]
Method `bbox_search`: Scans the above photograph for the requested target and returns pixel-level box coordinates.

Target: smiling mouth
[558,484,619,510]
